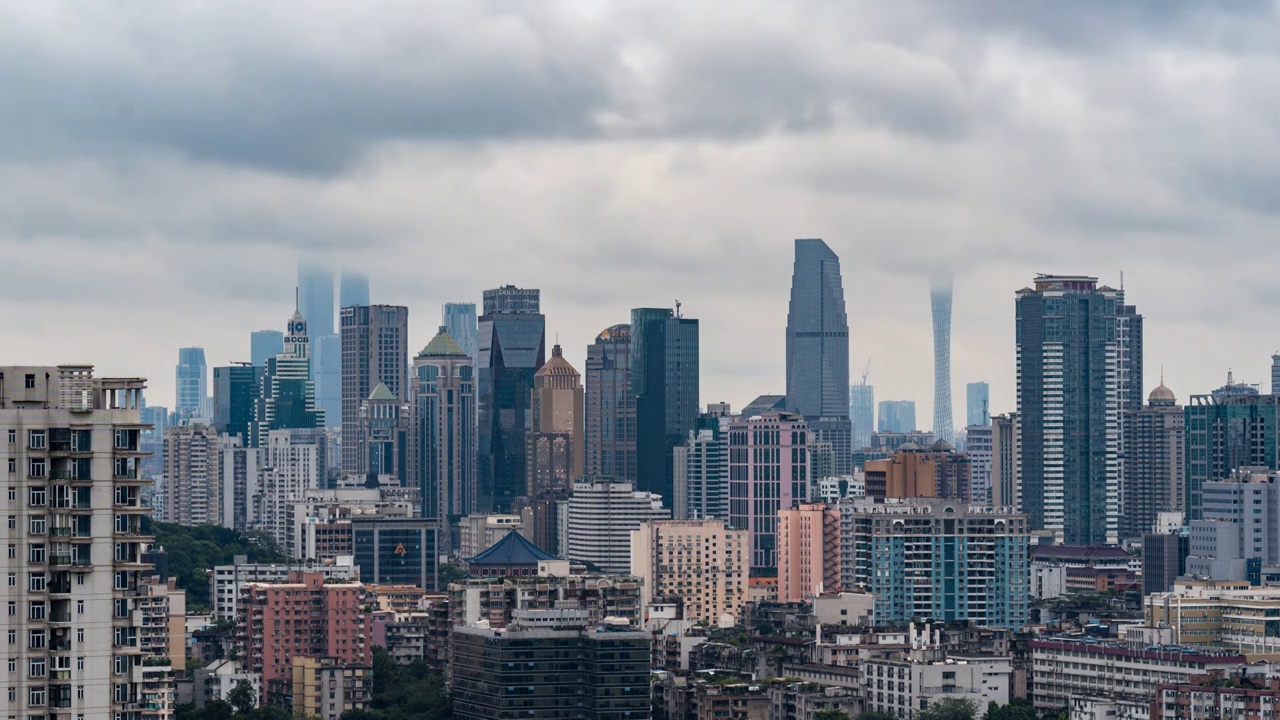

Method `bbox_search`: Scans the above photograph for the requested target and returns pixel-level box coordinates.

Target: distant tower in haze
[966,382,990,428]
[175,347,209,421]
[339,269,371,309]
[1272,354,1280,394]
[443,303,479,363]
[931,276,954,444]
[849,360,874,450]
[298,262,340,427]
[785,238,852,475]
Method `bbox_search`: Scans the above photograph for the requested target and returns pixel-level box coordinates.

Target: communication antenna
[674,299,683,318]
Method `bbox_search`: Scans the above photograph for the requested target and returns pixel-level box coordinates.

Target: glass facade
[931,277,954,444]
[352,520,438,590]
[212,365,264,444]
[478,290,545,513]
[585,324,635,484]
[632,308,699,504]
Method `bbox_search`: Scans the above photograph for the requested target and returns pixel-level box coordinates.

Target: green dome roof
[419,326,467,358]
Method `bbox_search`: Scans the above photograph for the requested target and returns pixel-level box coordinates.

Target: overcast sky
[4,1,1279,427]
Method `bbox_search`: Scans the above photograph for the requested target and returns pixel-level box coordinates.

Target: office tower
[355,384,410,484]
[877,400,917,433]
[340,305,409,473]
[339,269,371,309]
[1016,275,1122,545]
[477,286,546,513]
[412,327,476,524]
[632,306,700,504]
[777,503,841,602]
[674,407,731,521]
[992,413,1021,510]
[257,306,324,447]
[560,478,669,573]
[1120,382,1185,541]
[176,346,209,420]
[443,303,478,364]
[965,423,993,504]
[252,428,326,549]
[312,334,341,429]
[863,442,971,501]
[212,364,264,444]
[1116,298,1144,412]
[585,324,636,483]
[237,572,370,704]
[527,344,584,496]
[740,394,787,417]
[249,330,284,368]
[298,262,336,337]
[850,379,874,450]
[786,239,852,474]
[451,611,651,720]
[931,276,954,444]
[1142,532,1189,595]
[966,382,990,428]
[1186,473,1280,580]
[0,366,161,718]
[728,411,810,571]
[631,519,748,624]
[1184,389,1280,522]
[1273,355,1280,395]
[352,518,438,590]
[839,498,1029,627]
[163,421,223,526]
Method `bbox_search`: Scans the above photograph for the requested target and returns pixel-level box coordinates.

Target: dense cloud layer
[3,1,1280,420]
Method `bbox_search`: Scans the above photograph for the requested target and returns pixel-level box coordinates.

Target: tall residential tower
[340,305,409,474]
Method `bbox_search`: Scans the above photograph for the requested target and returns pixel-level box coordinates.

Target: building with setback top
[585,324,635,484]
[412,327,476,524]
[340,305,408,473]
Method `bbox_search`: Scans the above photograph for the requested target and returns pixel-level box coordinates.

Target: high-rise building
[585,324,636,484]
[849,380,874,450]
[1184,391,1280,523]
[1142,532,1189,596]
[220,435,259,532]
[786,239,852,474]
[1016,274,1123,545]
[141,404,170,480]
[0,366,163,718]
[313,334,341,429]
[931,276,954,444]
[176,346,209,420]
[257,307,324,447]
[527,344,584,496]
[478,286,546,513]
[673,406,731,521]
[252,428,326,549]
[1120,382,1185,542]
[632,306,700,504]
[164,421,223,526]
[340,305,409,474]
[299,262,336,337]
[966,382,990,428]
[355,384,410,484]
[1117,299,1145,413]
[839,498,1029,627]
[777,503,841,602]
[1187,473,1280,581]
[560,478,669,573]
[877,400,917,434]
[412,327,476,524]
[863,442,971,501]
[1273,355,1280,395]
[212,364,263,444]
[631,519,748,624]
[728,411,810,572]
[992,413,1021,510]
[965,424,993,505]
[443,303,478,365]
[352,518,438,591]
[250,330,284,368]
[339,269,371,309]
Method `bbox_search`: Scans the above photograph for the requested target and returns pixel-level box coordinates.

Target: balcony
[50,612,72,625]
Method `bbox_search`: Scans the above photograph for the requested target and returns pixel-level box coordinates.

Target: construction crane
[860,359,871,386]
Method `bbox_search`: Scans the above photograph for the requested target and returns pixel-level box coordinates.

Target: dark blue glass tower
[632,306,699,504]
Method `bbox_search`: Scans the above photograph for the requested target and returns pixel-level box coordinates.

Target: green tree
[227,680,256,716]
[146,521,286,609]
[855,712,898,720]
[917,698,979,720]
[816,711,853,720]
[983,699,1037,720]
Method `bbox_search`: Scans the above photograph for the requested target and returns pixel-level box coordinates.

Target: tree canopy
[340,647,451,720]
[147,521,286,609]
[918,698,980,720]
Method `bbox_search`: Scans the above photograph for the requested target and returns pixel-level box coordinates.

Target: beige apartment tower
[630,519,747,625]
[162,421,222,526]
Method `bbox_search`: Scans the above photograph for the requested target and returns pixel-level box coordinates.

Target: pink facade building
[777,503,841,602]
[237,572,370,700]
[729,411,811,571]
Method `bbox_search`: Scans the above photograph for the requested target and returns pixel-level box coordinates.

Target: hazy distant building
[931,276,954,444]
[786,239,852,474]
[301,264,341,429]
[213,364,264,444]
[339,269,370,309]
[443,302,478,365]
[1120,382,1185,542]
[1016,275,1123,545]
[729,411,810,572]
[585,324,636,484]
[966,382,990,428]
[299,263,335,337]
[1273,355,1280,395]
[176,346,209,420]
[412,327,476,523]
[877,400,916,433]
[632,306,699,504]
[340,305,409,473]
[250,330,284,368]
[850,381,874,450]
[478,286,546,513]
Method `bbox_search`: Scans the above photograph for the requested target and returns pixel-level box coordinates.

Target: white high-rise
[251,429,324,550]
[1,366,168,719]
[560,479,669,573]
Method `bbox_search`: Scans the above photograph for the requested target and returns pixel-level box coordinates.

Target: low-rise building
[1153,672,1280,720]
[193,659,261,708]
[1145,580,1280,659]
[449,573,643,630]
[862,654,1012,720]
[769,681,860,720]
[1030,544,1133,599]
[813,592,875,627]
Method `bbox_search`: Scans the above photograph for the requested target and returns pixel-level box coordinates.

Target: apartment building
[862,655,1013,720]
[777,503,840,602]
[448,574,643,630]
[209,555,359,623]
[288,656,371,720]
[630,519,748,625]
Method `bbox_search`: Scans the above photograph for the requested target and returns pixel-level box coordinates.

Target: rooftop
[467,530,556,565]
[1032,545,1132,561]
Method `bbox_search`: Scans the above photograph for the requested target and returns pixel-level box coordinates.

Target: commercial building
[448,575,643,630]
[299,263,341,429]
[209,555,359,622]
[630,519,748,625]
[1120,381,1185,541]
[1184,391,1280,522]
[255,306,325,447]
[839,498,1029,627]
[673,406,731,521]
[1144,580,1280,659]
[250,330,284,368]
[632,306,700,504]
[338,269,370,309]
[1187,473,1280,581]
[930,276,954,444]
[849,381,874,451]
[289,656,372,720]
[478,286,546,513]
[585,323,636,484]
[863,441,971,501]
[777,503,840,602]
[352,518,438,591]
[163,421,223,526]
[298,262,336,337]
[176,346,209,420]
[236,572,370,702]
[966,382,990,428]
[353,384,410,485]
[212,364,264,444]
[457,514,527,560]
[0,366,163,719]
[561,479,669,573]
[1143,531,1190,595]
[728,411,810,572]
[442,302,478,364]
[526,344,584,497]
[412,327,476,525]
[1016,274,1125,545]
[464,530,565,579]
[451,610,651,720]
[340,304,409,474]
[877,400,917,434]
[786,239,852,474]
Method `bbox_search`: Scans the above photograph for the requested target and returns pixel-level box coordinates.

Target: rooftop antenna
[1120,270,1124,292]
[295,286,299,312]
[675,299,683,318]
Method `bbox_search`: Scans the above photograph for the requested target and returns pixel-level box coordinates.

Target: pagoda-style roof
[368,383,395,401]
[467,530,556,565]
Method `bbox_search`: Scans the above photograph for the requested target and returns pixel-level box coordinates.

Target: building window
[75,658,83,671]
[76,601,83,615]
[28,487,45,507]
[28,686,45,706]
[5,431,12,445]
[4,659,11,673]
[28,602,44,621]
[28,659,45,678]
[28,431,45,450]
[5,546,11,559]
[24,375,35,390]
[28,574,45,592]
[28,516,45,535]
[75,629,83,644]
[28,630,44,650]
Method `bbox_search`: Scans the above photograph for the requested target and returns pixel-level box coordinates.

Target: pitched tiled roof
[467,530,556,565]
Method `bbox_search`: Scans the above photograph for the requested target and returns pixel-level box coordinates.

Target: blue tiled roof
[467,530,556,565]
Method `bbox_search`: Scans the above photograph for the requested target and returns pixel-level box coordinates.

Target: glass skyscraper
[443,302,479,363]
[966,381,990,428]
[632,307,699,504]
[877,400,916,434]
[213,364,264,444]
[299,262,335,337]
[585,324,635,484]
[249,330,283,367]
[340,305,409,473]
[477,286,545,513]
[849,381,874,450]
[1185,391,1280,522]
[298,262,340,427]
[931,276,954,444]
[175,347,208,420]
[339,269,371,309]
[785,238,851,475]
[1016,274,1123,545]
